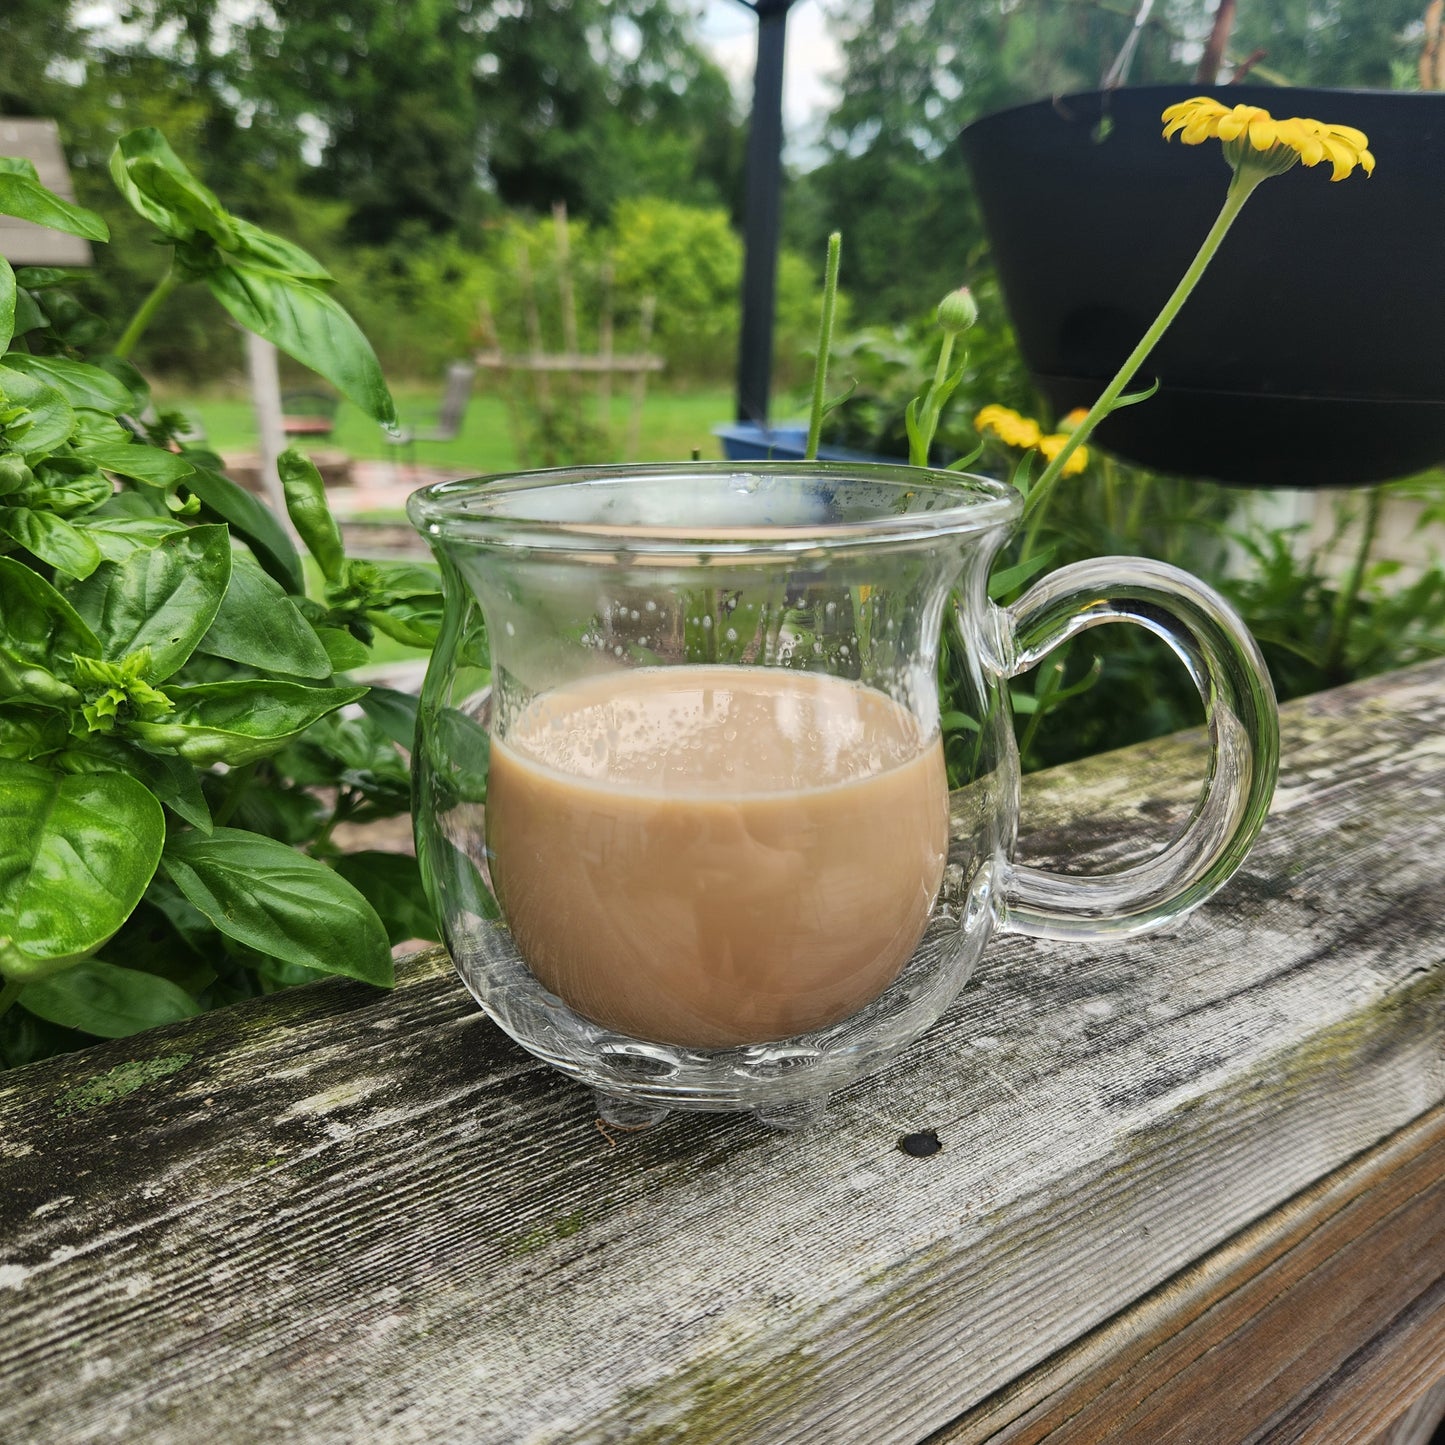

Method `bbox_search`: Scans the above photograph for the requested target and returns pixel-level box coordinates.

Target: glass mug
[408,463,1277,1128]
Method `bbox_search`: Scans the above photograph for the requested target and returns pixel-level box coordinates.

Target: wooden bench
[2,661,1443,1444]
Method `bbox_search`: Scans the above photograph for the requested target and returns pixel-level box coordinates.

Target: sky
[696,0,844,163]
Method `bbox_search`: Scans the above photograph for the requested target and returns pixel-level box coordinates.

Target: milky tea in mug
[410,464,1277,1121]
[485,664,950,1048]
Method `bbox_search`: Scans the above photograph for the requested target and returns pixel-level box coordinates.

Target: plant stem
[911,332,957,467]
[1024,169,1262,518]
[0,978,22,1023]
[804,233,842,461]
[1323,487,1383,682]
[114,265,180,359]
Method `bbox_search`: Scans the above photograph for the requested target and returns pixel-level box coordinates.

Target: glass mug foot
[411,464,1278,1122]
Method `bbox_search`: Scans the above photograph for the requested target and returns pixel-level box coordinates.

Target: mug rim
[406,461,1022,557]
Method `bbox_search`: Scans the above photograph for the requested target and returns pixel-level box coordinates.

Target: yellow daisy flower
[974,404,1042,450]
[1037,433,1090,477]
[1161,97,1374,181]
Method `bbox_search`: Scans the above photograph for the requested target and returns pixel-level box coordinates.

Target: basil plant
[0,131,447,1066]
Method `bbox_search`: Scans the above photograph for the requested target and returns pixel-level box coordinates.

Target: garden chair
[385,360,476,471]
[280,389,339,439]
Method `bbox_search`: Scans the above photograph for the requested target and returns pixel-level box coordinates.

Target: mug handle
[994,556,1279,940]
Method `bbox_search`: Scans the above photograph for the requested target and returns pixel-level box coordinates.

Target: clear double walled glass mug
[408,463,1278,1129]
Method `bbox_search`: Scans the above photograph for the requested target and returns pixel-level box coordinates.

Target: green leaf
[0,255,14,353]
[84,518,188,563]
[80,443,194,488]
[358,686,420,750]
[110,129,224,241]
[229,218,332,282]
[12,287,47,337]
[278,448,345,581]
[316,626,370,672]
[163,828,393,987]
[333,851,438,946]
[87,354,151,413]
[14,265,73,286]
[365,600,442,649]
[130,680,366,765]
[988,549,1056,602]
[2,354,136,416]
[185,464,304,595]
[0,506,103,578]
[208,263,396,425]
[0,556,98,706]
[28,457,112,517]
[0,762,164,982]
[66,524,232,680]
[129,157,237,247]
[198,552,333,679]
[0,158,40,181]
[19,958,199,1037]
[68,737,213,833]
[1111,379,1161,410]
[0,172,109,242]
[0,709,68,761]
[0,365,75,455]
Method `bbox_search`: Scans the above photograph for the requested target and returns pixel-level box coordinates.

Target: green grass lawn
[155,381,747,473]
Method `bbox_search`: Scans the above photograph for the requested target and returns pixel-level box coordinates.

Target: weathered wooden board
[2,662,1444,1445]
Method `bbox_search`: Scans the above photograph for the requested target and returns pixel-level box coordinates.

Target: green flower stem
[910,332,957,467]
[0,978,22,1023]
[114,265,180,359]
[804,232,843,461]
[1023,166,1266,519]
[1323,486,1384,682]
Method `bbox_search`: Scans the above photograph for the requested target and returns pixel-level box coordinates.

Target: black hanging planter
[959,85,1445,488]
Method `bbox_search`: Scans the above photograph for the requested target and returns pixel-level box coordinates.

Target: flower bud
[936,286,978,335]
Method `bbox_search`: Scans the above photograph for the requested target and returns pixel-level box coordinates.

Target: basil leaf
[85,518,188,563]
[80,443,194,488]
[163,827,393,987]
[333,851,438,946]
[0,506,103,579]
[358,685,420,750]
[0,255,14,353]
[69,409,130,449]
[130,679,366,765]
[110,129,227,242]
[55,736,211,832]
[207,263,396,426]
[278,448,345,582]
[198,552,332,679]
[0,173,109,241]
[87,354,151,413]
[129,157,237,247]
[0,709,67,761]
[0,556,98,705]
[0,762,164,982]
[316,626,370,672]
[0,365,76,456]
[185,465,305,595]
[365,599,442,649]
[0,158,40,181]
[229,218,332,282]
[2,354,135,416]
[67,524,232,680]
[12,287,47,337]
[19,958,199,1037]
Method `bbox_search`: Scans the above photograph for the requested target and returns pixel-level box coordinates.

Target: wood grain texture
[935,1105,1445,1445]
[2,661,1444,1445]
